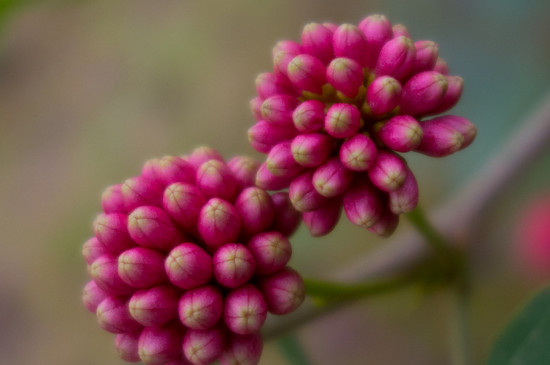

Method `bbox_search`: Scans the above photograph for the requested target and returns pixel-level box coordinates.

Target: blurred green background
[1,0,549,364]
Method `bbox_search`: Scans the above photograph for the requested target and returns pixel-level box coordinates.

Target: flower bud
[249,97,263,121]
[165,243,213,289]
[287,54,327,94]
[368,151,408,192]
[90,254,134,295]
[326,57,363,98]
[213,243,256,288]
[122,176,164,212]
[93,213,134,254]
[82,237,108,265]
[401,71,448,116]
[115,332,141,362]
[248,231,291,275]
[301,23,334,64]
[291,133,333,168]
[430,75,464,115]
[343,177,382,228]
[227,156,260,190]
[433,57,449,75]
[183,327,226,365]
[439,115,477,149]
[129,285,179,327]
[289,171,330,212]
[138,324,183,365]
[82,280,109,313]
[224,284,267,335]
[389,168,418,214]
[147,156,196,187]
[325,103,361,138]
[255,72,295,99]
[292,100,325,133]
[339,133,378,171]
[272,40,302,76]
[312,157,354,197]
[303,199,342,237]
[128,206,182,251]
[414,116,465,157]
[187,146,224,170]
[163,182,206,232]
[235,187,274,236]
[270,192,301,236]
[358,14,393,68]
[375,36,416,81]
[118,247,167,288]
[260,94,299,125]
[219,333,263,365]
[178,285,223,330]
[198,198,241,248]
[377,115,423,152]
[367,208,399,237]
[258,267,305,315]
[196,160,238,201]
[412,40,439,74]
[333,24,368,66]
[392,24,410,38]
[255,163,294,191]
[96,296,142,334]
[366,76,402,116]
[101,184,126,214]
[266,141,304,178]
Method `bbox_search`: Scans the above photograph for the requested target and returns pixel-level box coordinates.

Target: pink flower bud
[196,160,238,202]
[343,177,382,228]
[128,206,182,251]
[224,284,267,335]
[219,333,263,365]
[213,243,256,288]
[118,247,167,288]
[96,296,142,334]
[198,198,241,248]
[287,54,327,94]
[289,171,330,212]
[129,285,179,327]
[325,103,361,138]
[292,100,325,133]
[333,24,368,66]
[82,237,108,265]
[187,146,225,170]
[138,324,183,365]
[388,168,418,214]
[227,156,260,190]
[248,118,299,154]
[312,157,354,197]
[90,254,134,295]
[235,187,275,236]
[412,40,439,74]
[255,163,294,191]
[147,156,196,187]
[368,151,408,192]
[430,75,464,115]
[433,57,449,75]
[122,176,164,212]
[303,199,342,237]
[270,192,301,236]
[260,94,299,125]
[178,285,223,330]
[291,133,333,168]
[339,134,378,171]
[93,213,134,254]
[248,231,292,275]
[326,57,363,98]
[101,184,126,214]
[366,76,402,116]
[165,243,213,289]
[183,327,226,365]
[115,332,141,362]
[440,115,477,149]
[266,140,304,178]
[414,116,465,157]
[375,36,416,81]
[255,72,295,99]
[367,208,399,237]
[82,280,109,313]
[392,24,410,38]
[358,14,393,68]
[401,71,448,116]
[377,115,423,152]
[163,182,206,232]
[272,40,302,76]
[301,23,334,64]
[249,97,263,121]
[258,267,305,315]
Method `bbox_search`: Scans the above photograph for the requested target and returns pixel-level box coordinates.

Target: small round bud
[260,95,299,125]
[412,40,439,74]
[248,231,292,275]
[187,146,224,170]
[292,100,325,133]
[303,199,342,237]
[129,285,179,327]
[255,163,294,191]
[165,243,213,290]
[178,285,223,330]
[219,333,263,365]
[301,23,334,64]
[90,254,134,295]
[118,247,167,288]
[196,160,238,201]
[249,97,263,121]
[400,71,448,116]
[392,24,410,38]
[235,187,275,236]
[368,151,408,192]
[291,133,333,168]
[224,284,267,335]
[333,24,368,66]
[128,206,182,251]
[377,115,423,152]
[101,184,126,214]
[325,103,361,139]
[375,36,416,81]
[326,57,363,98]
[343,178,382,228]
[270,192,301,237]
[255,72,295,99]
[213,243,256,288]
[183,326,226,365]
[115,332,141,362]
[138,324,183,365]
[93,213,134,254]
[439,115,477,149]
[414,116,465,157]
[388,168,419,214]
[366,76,402,116]
[368,209,399,237]
[287,54,327,94]
[147,156,196,187]
[121,176,164,212]
[433,57,449,75]
[312,157,354,198]
[227,156,260,190]
[272,40,302,76]
[258,267,305,315]
[358,14,393,68]
[339,134,378,171]
[82,280,109,313]
[266,141,304,178]
[82,237,108,265]
[198,198,241,248]
[163,182,206,232]
[96,296,142,334]
[430,75,464,115]
[289,171,330,212]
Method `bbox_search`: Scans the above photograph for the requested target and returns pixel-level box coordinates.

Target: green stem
[277,334,313,365]
[406,207,452,256]
[450,278,472,365]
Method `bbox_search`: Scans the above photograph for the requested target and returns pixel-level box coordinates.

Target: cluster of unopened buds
[82,147,305,365]
[249,14,477,237]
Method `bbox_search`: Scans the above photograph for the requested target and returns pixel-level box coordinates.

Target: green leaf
[487,286,550,364]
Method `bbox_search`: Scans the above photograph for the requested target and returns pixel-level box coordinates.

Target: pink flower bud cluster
[82,147,305,365]
[249,14,477,237]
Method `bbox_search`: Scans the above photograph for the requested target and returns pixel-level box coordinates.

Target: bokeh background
[1,0,550,364]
